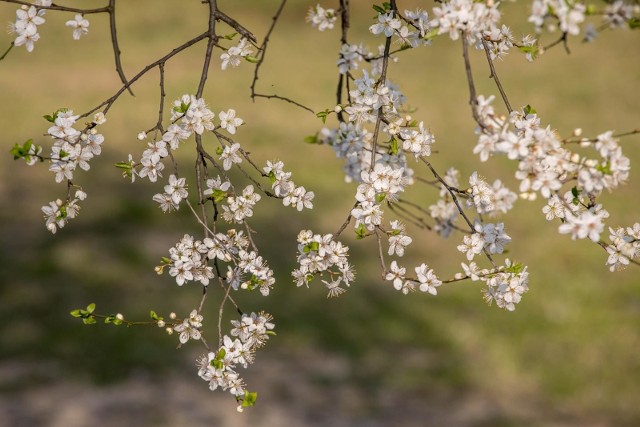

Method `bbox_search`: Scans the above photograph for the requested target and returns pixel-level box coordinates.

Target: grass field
[0,1,639,426]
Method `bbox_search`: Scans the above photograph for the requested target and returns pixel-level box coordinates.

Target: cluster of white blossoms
[292,230,354,298]
[473,95,631,246]
[173,309,204,345]
[220,38,254,70]
[8,1,91,51]
[306,4,337,31]
[352,164,409,232]
[8,0,50,52]
[153,174,188,212]
[19,110,106,233]
[385,260,442,295]
[605,224,640,271]
[467,172,518,216]
[529,0,639,39]
[457,222,511,261]
[197,312,274,409]
[130,96,245,185]
[160,231,275,296]
[263,160,314,211]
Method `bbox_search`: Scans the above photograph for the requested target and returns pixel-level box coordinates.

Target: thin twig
[0,42,14,61]
[108,0,134,96]
[481,39,512,113]
[0,0,109,13]
[250,0,286,100]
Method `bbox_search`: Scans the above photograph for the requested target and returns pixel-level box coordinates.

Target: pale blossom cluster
[173,309,203,344]
[388,220,412,256]
[467,172,517,216]
[34,110,106,232]
[457,222,511,260]
[368,9,432,48]
[306,4,337,31]
[458,260,529,311]
[430,0,501,43]
[292,230,354,297]
[232,249,276,296]
[165,234,216,286]
[222,185,261,223]
[220,38,254,70]
[132,96,244,182]
[604,224,640,271]
[8,0,51,52]
[385,260,442,295]
[529,0,586,35]
[41,190,86,234]
[65,14,89,40]
[197,312,274,403]
[472,95,630,244]
[352,164,409,231]
[153,174,188,212]
[263,160,314,211]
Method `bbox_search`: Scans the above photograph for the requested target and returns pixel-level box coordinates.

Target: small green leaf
[70,309,83,318]
[245,55,260,64]
[596,161,612,175]
[266,330,277,336]
[150,310,159,320]
[375,193,386,203]
[355,223,367,240]
[316,110,330,124]
[86,303,96,314]
[304,134,318,144]
[82,316,97,325]
[215,146,224,156]
[388,137,398,155]
[372,5,386,14]
[585,4,597,15]
[241,391,258,407]
[223,32,238,40]
[629,18,640,29]
[43,114,55,123]
[523,104,537,115]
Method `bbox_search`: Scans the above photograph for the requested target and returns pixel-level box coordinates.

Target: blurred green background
[1,1,639,426]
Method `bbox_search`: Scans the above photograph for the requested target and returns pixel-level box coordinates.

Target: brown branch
[108,0,134,96]
[250,0,286,100]
[0,42,14,61]
[461,36,484,126]
[196,0,218,98]
[81,31,209,118]
[213,9,256,43]
[481,39,512,114]
[251,93,315,114]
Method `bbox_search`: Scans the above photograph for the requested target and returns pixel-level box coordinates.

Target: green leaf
[223,32,238,40]
[355,223,367,240]
[372,5,386,14]
[523,104,537,115]
[629,18,640,29]
[375,193,386,203]
[304,134,318,144]
[105,315,115,324]
[241,391,258,407]
[596,161,612,175]
[517,44,539,60]
[43,114,55,123]
[86,303,96,314]
[585,4,597,15]
[245,55,260,64]
[10,143,24,160]
[215,146,224,156]
[316,110,330,124]
[70,309,83,318]
[150,310,159,320]
[388,137,398,155]
[82,316,96,325]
